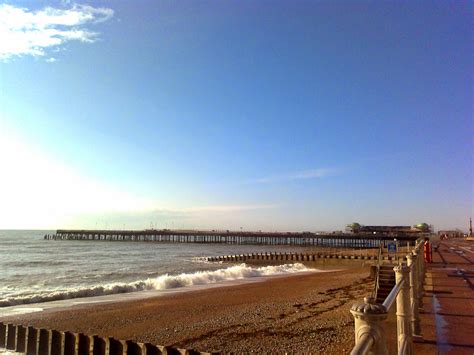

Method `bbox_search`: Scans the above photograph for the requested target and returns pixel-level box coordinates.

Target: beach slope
[3,268,372,353]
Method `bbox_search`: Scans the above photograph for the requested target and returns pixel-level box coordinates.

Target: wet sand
[3,267,373,354]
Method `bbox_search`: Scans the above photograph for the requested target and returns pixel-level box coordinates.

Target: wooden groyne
[45,229,420,248]
[207,251,402,263]
[0,322,214,355]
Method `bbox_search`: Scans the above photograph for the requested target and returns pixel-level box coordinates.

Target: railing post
[417,248,424,305]
[350,297,388,355]
[407,252,421,336]
[394,265,413,354]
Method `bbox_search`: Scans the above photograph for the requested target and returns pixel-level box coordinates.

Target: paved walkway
[414,239,474,354]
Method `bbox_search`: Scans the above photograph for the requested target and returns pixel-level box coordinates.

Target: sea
[0,230,315,312]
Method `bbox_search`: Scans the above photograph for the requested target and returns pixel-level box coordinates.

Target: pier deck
[45,229,420,248]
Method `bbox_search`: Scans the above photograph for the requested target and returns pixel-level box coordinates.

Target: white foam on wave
[0,263,315,307]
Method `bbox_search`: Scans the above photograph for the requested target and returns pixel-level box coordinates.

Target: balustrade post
[407,253,421,336]
[350,297,388,355]
[394,265,413,354]
[417,249,424,305]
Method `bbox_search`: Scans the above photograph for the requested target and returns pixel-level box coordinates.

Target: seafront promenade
[413,239,474,354]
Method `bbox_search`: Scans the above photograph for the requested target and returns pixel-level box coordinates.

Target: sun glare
[0,130,154,228]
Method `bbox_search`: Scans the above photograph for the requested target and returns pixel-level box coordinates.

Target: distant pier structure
[44,228,423,248]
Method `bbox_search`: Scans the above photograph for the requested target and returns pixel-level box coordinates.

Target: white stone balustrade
[350,240,425,355]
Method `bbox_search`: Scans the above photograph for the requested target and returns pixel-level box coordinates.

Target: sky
[0,0,472,231]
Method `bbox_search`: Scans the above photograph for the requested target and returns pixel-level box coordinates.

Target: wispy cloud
[0,3,113,61]
[181,204,277,212]
[155,204,278,215]
[254,168,339,184]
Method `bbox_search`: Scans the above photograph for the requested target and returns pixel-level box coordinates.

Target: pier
[45,229,421,248]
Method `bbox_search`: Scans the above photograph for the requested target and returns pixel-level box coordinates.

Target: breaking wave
[0,263,315,307]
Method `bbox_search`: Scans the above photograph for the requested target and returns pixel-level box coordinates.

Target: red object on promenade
[423,240,432,263]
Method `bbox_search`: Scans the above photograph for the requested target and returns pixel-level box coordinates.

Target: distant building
[437,230,464,239]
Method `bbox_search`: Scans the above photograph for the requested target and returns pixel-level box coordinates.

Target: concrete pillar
[15,325,27,353]
[350,297,388,355]
[6,323,16,350]
[26,326,39,355]
[38,328,51,355]
[0,322,6,349]
[394,265,413,355]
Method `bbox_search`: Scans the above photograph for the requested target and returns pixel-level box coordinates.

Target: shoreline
[0,261,337,314]
[2,267,373,353]
[0,266,329,317]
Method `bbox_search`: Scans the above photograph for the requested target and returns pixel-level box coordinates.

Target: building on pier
[346,222,431,234]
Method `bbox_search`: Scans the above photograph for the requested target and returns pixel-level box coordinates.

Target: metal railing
[382,277,405,310]
[350,333,375,355]
[372,244,383,299]
[350,238,425,355]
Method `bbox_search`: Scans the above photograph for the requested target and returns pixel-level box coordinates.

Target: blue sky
[0,1,472,231]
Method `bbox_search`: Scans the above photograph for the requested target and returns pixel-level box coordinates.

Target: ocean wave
[0,263,315,307]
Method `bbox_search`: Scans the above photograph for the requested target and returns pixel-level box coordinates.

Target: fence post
[350,297,388,355]
[394,265,413,354]
[406,253,421,336]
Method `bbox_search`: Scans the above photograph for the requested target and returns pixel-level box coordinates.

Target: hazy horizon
[1,1,472,231]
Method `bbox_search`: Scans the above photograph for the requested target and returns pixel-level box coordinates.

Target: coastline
[2,267,373,353]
